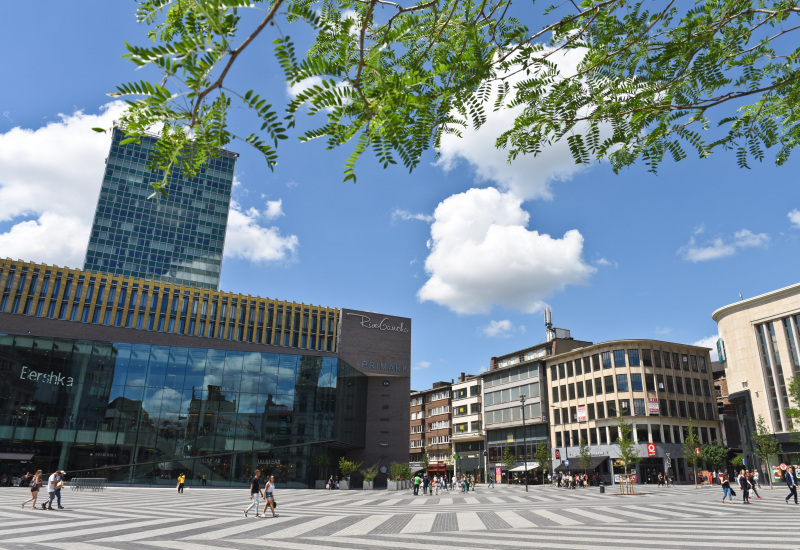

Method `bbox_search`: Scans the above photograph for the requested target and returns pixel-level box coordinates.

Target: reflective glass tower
[84,127,237,290]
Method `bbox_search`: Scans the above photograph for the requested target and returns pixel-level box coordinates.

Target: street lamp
[520,394,528,492]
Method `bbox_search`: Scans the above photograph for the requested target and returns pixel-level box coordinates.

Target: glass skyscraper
[84,127,237,290]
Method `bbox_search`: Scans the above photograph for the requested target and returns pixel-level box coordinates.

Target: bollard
[599,482,605,494]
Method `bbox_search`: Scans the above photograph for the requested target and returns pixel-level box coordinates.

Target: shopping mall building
[0,259,411,487]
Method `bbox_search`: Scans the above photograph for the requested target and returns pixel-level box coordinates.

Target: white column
[647,423,654,443]
[762,322,790,432]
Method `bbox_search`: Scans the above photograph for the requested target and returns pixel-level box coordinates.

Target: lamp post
[520,394,528,492]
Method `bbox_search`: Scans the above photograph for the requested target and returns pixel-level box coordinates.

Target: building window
[642,349,652,367]
[628,349,640,366]
[575,358,583,376]
[607,400,617,417]
[616,374,629,391]
[663,352,672,369]
[684,377,693,395]
[577,382,584,399]
[596,402,605,419]
[587,403,595,420]
[660,399,668,416]
[679,401,688,418]
[644,373,655,391]
[550,365,558,381]
[654,350,662,368]
[585,379,593,397]
[613,350,626,367]
[688,402,697,419]
[592,354,601,371]
[560,385,567,401]
[558,363,566,378]
[690,355,699,371]
[568,384,576,400]
[595,377,603,396]
[666,375,675,393]
[567,361,574,377]
[675,377,684,394]
[633,398,646,416]
[602,352,612,369]
[669,400,678,417]
[630,373,643,391]
[552,387,559,403]
[604,375,614,393]
[693,378,702,396]
[554,409,561,424]
[681,354,689,371]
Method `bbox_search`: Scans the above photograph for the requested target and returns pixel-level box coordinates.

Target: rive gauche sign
[339,310,411,376]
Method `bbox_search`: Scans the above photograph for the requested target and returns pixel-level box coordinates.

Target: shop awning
[509,462,539,472]
[555,456,607,472]
[0,453,34,461]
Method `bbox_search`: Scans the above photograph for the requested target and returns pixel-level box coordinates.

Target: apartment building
[409,381,452,475]
[451,373,483,480]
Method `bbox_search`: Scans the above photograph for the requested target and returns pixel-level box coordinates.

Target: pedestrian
[433,475,439,495]
[261,474,278,517]
[747,470,762,500]
[413,473,421,496]
[488,474,494,488]
[720,473,733,503]
[202,474,207,486]
[754,470,761,489]
[41,471,58,510]
[738,469,751,504]
[328,475,334,490]
[21,469,42,510]
[243,469,263,517]
[785,466,798,504]
[54,471,66,509]
[335,475,339,489]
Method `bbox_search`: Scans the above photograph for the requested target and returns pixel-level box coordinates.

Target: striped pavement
[0,483,796,549]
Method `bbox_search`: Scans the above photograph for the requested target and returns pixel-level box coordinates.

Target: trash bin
[599,483,605,494]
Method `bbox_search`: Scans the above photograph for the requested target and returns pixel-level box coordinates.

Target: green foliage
[389,461,412,480]
[112,0,800,194]
[360,463,379,482]
[700,440,729,472]
[578,437,593,473]
[614,414,641,473]
[753,415,782,489]
[502,445,515,484]
[533,442,550,484]
[682,418,701,488]
[731,454,745,470]
[314,454,330,478]
[421,449,430,472]
[338,456,363,477]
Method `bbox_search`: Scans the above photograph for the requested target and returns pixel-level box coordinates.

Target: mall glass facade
[0,334,366,486]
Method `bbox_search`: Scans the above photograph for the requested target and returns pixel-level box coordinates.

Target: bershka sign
[346,313,409,334]
[19,365,74,387]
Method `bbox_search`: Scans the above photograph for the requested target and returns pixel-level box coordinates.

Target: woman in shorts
[262,475,278,517]
[21,470,42,509]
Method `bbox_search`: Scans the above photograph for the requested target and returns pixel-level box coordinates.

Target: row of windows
[484,402,542,424]
[453,403,481,416]
[551,373,712,403]
[0,261,339,353]
[556,424,718,448]
[428,420,451,431]
[483,363,539,388]
[550,349,707,381]
[429,405,450,416]
[484,382,540,406]
[452,385,481,400]
[453,421,482,433]
[553,398,715,424]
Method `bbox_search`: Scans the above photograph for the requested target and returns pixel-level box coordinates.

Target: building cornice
[712,281,800,322]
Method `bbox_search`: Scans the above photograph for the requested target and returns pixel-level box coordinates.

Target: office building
[0,258,411,486]
[547,340,721,483]
[713,282,800,470]
[84,126,237,290]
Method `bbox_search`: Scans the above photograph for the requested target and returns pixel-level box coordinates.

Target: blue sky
[1,2,799,390]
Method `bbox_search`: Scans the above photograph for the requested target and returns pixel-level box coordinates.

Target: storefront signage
[347,313,409,334]
[19,366,74,387]
[648,398,659,415]
[362,361,408,373]
[576,405,587,422]
[647,443,656,457]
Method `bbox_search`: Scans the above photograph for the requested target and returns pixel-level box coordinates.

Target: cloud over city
[678,227,770,262]
[417,188,595,314]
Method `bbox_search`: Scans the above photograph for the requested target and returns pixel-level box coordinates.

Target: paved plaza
[0,483,796,549]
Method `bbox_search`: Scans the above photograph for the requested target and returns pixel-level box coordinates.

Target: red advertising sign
[495,467,502,484]
[555,450,560,459]
[647,398,659,415]
[576,405,587,422]
[647,443,656,457]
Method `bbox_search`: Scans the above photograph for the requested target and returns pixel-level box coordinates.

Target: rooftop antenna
[544,307,555,342]
[739,292,743,300]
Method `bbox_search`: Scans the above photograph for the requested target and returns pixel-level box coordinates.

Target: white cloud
[654,327,672,336]
[436,48,591,201]
[224,200,299,263]
[264,199,284,220]
[693,335,720,363]
[392,208,433,223]
[413,360,431,371]
[595,257,618,268]
[482,319,514,338]
[678,228,770,262]
[417,187,595,314]
[789,209,800,228]
[0,101,128,267]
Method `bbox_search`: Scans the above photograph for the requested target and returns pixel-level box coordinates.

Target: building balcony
[451,430,484,441]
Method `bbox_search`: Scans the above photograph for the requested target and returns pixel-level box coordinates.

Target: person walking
[243,470,264,517]
[785,466,798,504]
[754,470,761,489]
[747,470,762,500]
[21,470,42,510]
[721,474,733,504]
[261,474,278,517]
[488,474,494,488]
[738,469,751,504]
[41,471,58,510]
[177,472,186,493]
[53,471,66,509]
[413,473,421,496]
